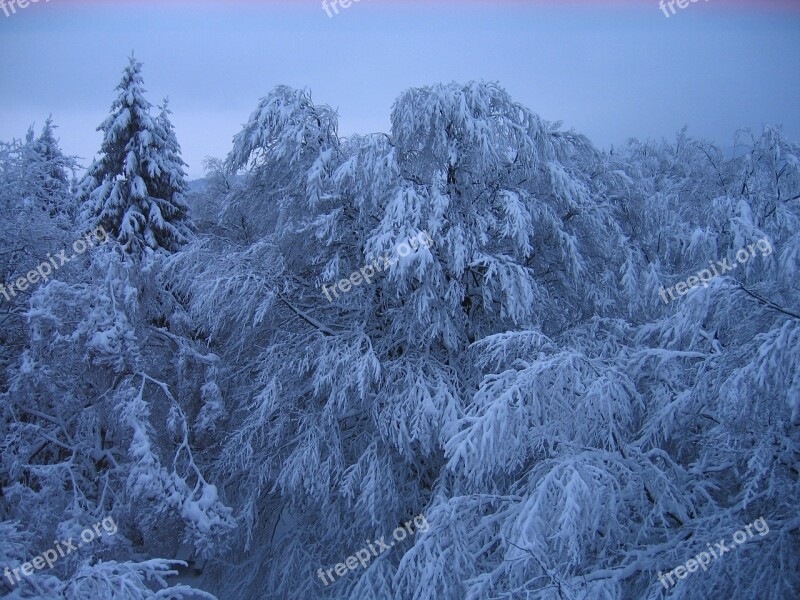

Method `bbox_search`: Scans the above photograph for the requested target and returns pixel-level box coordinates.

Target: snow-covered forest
[1,55,799,600]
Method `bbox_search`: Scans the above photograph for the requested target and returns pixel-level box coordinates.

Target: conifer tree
[155,97,191,207]
[30,116,75,216]
[79,56,192,252]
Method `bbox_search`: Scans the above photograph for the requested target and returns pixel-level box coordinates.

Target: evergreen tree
[155,97,191,209]
[30,117,76,217]
[32,118,70,192]
[0,119,75,219]
[0,122,75,388]
[79,56,192,253]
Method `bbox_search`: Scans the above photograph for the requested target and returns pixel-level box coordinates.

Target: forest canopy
[1,64,798,600]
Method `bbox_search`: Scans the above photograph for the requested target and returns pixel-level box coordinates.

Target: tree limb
[736,283,800,320]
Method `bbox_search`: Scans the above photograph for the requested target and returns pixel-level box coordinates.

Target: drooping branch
[736,283,800,320]
[275,291,346,337]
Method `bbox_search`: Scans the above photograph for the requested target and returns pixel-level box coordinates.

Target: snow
[1,77,798,600]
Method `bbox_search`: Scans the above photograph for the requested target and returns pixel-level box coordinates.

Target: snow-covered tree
[1,73,223,599]
[432,125,800,600]
[78,57,192,253]
[0,240,236,596]
[163,81,640,599]
[27,117,76,217]
[155,98,191,207]
[0,124,75,390]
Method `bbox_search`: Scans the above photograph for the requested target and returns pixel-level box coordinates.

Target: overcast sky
[1,0,798,178]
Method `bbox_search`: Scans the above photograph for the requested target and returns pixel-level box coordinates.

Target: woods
[1,60,798,600]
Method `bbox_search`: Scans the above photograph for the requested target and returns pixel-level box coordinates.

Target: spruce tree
[155,98,190,200]
[31,116,75,216]
[79,56,191,252]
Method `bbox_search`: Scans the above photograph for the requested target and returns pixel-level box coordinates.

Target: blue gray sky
[1,0,799,178]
